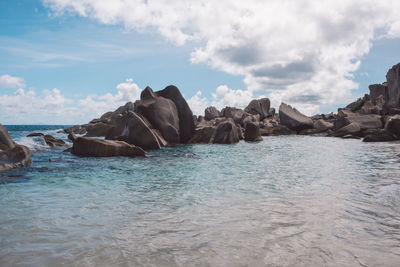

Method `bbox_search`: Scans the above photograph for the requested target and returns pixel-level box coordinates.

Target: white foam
[14,136,49,151]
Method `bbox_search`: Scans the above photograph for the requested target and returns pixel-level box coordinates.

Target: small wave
[14,136,49,151]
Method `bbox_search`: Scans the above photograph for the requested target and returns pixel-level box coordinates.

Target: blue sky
[1,0,400,124]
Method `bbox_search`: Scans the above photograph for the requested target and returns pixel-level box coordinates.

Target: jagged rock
[64,125,87,135]
[135,87,180,143]
[44,135,67,147]
[333,111,382,131]
[205,106,221,121]
[108,102,134,124]
[279,103,313,131]
[188,126,215,144]
[313,119,333,131]
[71,137,145,158]
[63,147,72,153]
[269,108,276,116]
[244,122,263,142]
[0,124,31,172]
[221,107,248,125]
[27,132,44,137]
[242,114,260,125]
[385,114,400,137]
[156,85,195,143]
[245,98,270,119]
[68,133,77,142]
[330,122,361,137]
[386,63,400,108]
[363,130,398,142]
[125,111,162,149]
[369,84,388,103]
[210,121,240,144]
[259,125,295,136]
[85,122,114,137]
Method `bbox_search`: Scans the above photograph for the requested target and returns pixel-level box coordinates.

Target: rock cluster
[60,62,400,159]
[5,61,400,171]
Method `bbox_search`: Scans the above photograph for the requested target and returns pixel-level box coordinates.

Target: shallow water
[1,125,400,266]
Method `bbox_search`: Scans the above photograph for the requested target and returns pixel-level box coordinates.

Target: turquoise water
[1,125,400,266]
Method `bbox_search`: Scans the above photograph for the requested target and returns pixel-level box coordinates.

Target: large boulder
[64,125,87,135]
[313,119,333,132]
[210,121,240,144]
[221,107,248,125]
[244,122,263,142]
[385,114,400,137]
[245,98,270,119]
[0,125,15,151]
[386,63,400,109]
[333,110,382,131]
[125,111,162,149]
[135,87,180,144]
[260,125,296,136]
[204,106,221,121]
[363,130,398,142]
[109,102,135,125]
[0,124,31,172]
[188,126,216,144]
[156,85,195,143]
[330,122,361,137]
[279,103,313,131]
[71,137,145,158]
[85,122,114,137]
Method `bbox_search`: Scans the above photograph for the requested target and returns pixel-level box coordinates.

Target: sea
[1,125,400,266]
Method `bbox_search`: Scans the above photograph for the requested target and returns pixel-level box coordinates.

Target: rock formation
[279,103,314,132]
[244,122,263,142]
[71,137,145,157]
[0,124,31,172]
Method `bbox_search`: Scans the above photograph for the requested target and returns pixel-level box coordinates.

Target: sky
[1,0,400,124]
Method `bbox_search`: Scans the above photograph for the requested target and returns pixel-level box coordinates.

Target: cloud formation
[43,0,400,113]
[0,74,25,89]
[0,78,142,124]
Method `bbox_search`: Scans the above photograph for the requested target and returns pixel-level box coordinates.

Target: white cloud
[0,78,141,124]
[0,74,25,89]
[211,85,254,110]
[43,0,400,113]
[187,91,209,116]
[187,85,257,116]
[78,78,141,115]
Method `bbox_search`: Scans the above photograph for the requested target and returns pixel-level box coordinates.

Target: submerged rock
[44,135,67,147]
[27,132,44,137]
[0,124,31,172]
[71,137,145,158]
